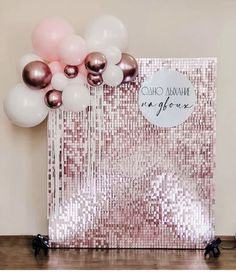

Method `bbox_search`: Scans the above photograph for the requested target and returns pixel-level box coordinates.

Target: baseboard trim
[0,235,33,238]
[219,235,235,242]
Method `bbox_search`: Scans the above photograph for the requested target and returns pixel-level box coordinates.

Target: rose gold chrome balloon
[22,61,52,90]
[117,53,138,83]
[85,52,107,75]
[87,73,103,87]
[44,89,62,109]
[64,65,79,78]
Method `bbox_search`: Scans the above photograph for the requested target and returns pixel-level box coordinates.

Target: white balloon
[17,53,42,76]
[4,83,48,127]
[85,15,128,52]
[51,73,68,91]
[102,64,123,87]
[102,46,122,64]
[68,74,86,85]
[62,84,90,112]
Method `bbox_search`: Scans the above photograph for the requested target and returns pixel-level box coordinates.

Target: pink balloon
[43,84,53,93]
[79,63,88,77]
[32,17,74,61]
[49,61,64,74]
[59,34,87,65]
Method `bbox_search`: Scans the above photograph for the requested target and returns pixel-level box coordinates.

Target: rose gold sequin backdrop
[47,58,216,248]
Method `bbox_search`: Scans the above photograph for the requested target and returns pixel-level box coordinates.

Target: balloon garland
[3,15,138,128]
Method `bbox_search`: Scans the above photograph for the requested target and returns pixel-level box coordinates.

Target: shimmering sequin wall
[48,58,216,248]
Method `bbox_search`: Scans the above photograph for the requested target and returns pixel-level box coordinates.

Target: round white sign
[139,70,196,128]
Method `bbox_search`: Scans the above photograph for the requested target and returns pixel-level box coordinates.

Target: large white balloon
[62,83,90,112]
[85,15,128,52]
[4,83,49,127]
[102,64,123,87]
[17,53,42,76]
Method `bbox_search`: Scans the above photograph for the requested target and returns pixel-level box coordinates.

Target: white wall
[0,0,235,235]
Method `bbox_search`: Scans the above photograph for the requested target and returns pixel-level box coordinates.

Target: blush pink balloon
[59,34,87,65]
[49,61,64,74]
[79,63,88,77]
[43,84,53,93]
[32,17,74,61]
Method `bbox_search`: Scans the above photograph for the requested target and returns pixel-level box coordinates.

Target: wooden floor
[0,236,236,269]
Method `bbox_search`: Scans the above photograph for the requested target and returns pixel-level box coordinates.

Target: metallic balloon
[44,89,62,109]
[22,61,52,90]
[64,65,79,78]
[87,73,103,87]
[84,52,107,75]
[117,53,138,83]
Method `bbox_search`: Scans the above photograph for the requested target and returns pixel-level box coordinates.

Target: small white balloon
[102,46,122,64]
[62,83,90,112]
[51,73,68,91]
[68,74,86,85]
[4,83,48,127]
[85,15,128,52]
[103,64,123,87]
[17,53,42,76]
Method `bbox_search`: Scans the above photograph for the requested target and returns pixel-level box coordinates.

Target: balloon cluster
[4,15,138,128]
[85,52,138,87]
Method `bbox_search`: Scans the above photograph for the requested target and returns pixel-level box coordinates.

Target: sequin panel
[47,58,216,248]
